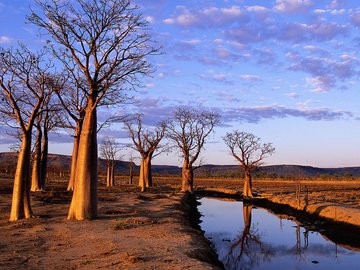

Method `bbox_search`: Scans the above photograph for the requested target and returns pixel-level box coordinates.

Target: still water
[198,197,360,270]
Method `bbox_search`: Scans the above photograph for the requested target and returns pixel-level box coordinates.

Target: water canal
[198,197,360,270]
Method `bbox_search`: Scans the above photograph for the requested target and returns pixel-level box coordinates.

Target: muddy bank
[0,179,223,270]
[265,194,360,227]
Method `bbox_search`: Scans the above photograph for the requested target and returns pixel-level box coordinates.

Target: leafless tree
[0,44,54,221]
[41,107,63,188]
[100,136,120,187]
[223,131,275,198]
[124,114,166,192]
[128,152,136,185]
[40,103,63,188]
[30,93,62,192]
[53,75,87,192]
[31,114,44,192]
[167,108,220,192]
[29,0,158,220]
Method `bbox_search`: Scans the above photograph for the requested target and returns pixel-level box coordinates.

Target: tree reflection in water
[291,223,309,262]
[225,203,274,270]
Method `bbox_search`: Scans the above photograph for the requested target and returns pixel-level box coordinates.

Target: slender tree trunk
[129,162,133,185]
[181,161,193,192]
[110,159,115,186]
[40,126,49,188]
[67,104,98,220]
[67,125,81,191]
[106,164,110,186]
[243,169,253,198]
[10,132,33,221]
[31,125,42,191]
[106,162,112,187]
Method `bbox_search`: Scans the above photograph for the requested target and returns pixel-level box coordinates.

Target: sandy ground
[0,178,221,270]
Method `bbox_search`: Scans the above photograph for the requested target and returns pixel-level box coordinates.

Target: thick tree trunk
[67,126,81,191]
[31,126,42,191]
[10,133,33,221]
[138,159,146,192]
[243,170,253,198]
[144,156,152,188]
[67,105,98,220]
[40,126,49,188]
[139,156,151,191]
[181,162,193,192]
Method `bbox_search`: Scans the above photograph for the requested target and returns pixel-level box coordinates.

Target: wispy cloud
[0,35,12,44]
[117,96,353,128]
[221,105,353,124]
[285,92,299,98]
[164,5,248,28]
[290,54,358,92]
[273,0,313,14]
[350,10,360,27]
[199,72,234,85]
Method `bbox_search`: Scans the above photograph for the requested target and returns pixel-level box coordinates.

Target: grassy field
[2,174,359,208]
[147,176,360,207]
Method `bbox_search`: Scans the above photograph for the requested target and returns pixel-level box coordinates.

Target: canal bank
[195,194,360,270]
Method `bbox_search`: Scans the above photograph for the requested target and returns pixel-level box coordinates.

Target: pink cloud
[163,5,248,28]
[350,10,360,27]
[274,0,313,14]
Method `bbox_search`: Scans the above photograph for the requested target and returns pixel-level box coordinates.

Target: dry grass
[150,176,360,207]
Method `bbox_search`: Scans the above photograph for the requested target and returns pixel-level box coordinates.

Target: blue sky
[1,0,360,167]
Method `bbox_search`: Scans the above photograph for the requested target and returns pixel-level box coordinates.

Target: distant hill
[193,164,360,178]
[0,152,132,176]
[152,163,360,178]
[1,152,359,178]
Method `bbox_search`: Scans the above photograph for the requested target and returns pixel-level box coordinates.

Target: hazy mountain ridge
[0,152,131,175]
[1,152,359,177]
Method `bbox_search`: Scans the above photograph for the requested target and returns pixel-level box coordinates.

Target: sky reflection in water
[198,197,360,270]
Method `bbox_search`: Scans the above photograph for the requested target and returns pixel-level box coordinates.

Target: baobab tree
[100,137,120,187]
[223,131,275,198]
[124,114,166,192]
[167,108,220,192]
[0,44,53,221]
[54,78,87,192]
[31,100,62,191]
[29,0,158,220]
[31,115,44,192]
[128,152,136,185]
[39,103,63,188]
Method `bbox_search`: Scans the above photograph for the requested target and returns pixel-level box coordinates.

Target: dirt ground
[1,176,359,270]
[0,177,221,270]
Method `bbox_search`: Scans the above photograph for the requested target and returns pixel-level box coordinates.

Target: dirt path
[0,180,221,270]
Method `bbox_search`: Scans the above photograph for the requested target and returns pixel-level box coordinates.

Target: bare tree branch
[167,108,220,192]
